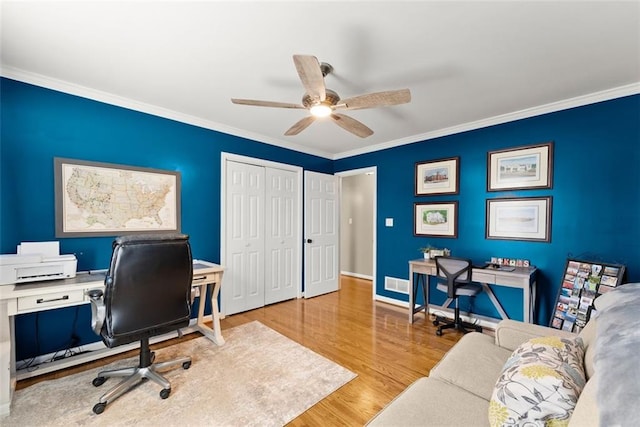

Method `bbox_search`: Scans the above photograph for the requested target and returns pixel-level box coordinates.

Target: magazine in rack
[550,258,626,333]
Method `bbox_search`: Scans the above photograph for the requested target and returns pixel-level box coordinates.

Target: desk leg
[195,281,225,345]
[409,272,429,324]
[420,274,428,320]
[481,284,509,320]
[0,300,14,416]
[209,280,224,345]
[526,279,536,324]
[408,268,415,323]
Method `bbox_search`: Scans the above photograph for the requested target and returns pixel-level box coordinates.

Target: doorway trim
[336,166,377,300]
[220,152,304,310]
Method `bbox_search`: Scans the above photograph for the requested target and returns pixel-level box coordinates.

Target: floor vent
[384,276,409,294]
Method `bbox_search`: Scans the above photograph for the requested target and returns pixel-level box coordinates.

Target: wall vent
[384,276,409,294]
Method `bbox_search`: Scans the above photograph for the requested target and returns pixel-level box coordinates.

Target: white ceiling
[2,1,639,159]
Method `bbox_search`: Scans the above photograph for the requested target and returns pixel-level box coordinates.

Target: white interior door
[265,167,298,304]
[225,161,265,315]
[304,171,339,298]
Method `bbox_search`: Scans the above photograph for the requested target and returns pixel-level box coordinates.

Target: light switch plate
[385,218,393,227]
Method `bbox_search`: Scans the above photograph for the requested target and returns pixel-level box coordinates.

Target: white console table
[0,259,224,416]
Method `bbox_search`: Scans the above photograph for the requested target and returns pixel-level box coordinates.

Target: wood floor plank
[16,275,465,425]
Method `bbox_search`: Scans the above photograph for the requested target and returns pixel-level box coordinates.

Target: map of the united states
[63,165,175,231]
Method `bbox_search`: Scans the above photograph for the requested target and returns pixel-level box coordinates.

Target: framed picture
[414,201,458,238]
[487,142,553,191]
[415,157,459,196]
[485,197,552,242]
[54,157,181,237]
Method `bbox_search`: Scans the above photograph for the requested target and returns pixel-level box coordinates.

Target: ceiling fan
[231,55,411,138]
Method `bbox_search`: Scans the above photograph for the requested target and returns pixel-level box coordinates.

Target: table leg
[529,279,536,324]
[409,268,416,324]
[420,274,428,319]
[0,300,14,416]
[209,280,224,345]
[195,281,225,345]
[481,283,509,320]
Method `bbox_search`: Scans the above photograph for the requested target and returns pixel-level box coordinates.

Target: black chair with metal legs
[86,234,193,414]
[432,256,483,336]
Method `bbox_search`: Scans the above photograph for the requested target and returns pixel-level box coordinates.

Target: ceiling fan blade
[293,55,326,102]
[284,116,316,136]
[338,89,411,110]
[330,113,374,138]
[231,98,305,109]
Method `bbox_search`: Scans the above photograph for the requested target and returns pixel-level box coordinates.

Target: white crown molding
[3,66,637,162]
[333,82,640,160]
[0,66,334,160]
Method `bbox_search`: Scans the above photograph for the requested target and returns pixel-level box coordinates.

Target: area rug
[2,321,356,426]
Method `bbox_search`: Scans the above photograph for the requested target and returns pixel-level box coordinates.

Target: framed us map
[54,158,181,237]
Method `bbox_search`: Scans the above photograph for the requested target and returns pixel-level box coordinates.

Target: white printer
[0,241,77,285]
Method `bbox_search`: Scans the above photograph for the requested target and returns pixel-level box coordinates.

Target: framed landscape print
[54,158,181,237]
[414,201,458,238]
[415,157,459,196]
[485,196,552,242]
[487,142,553,191]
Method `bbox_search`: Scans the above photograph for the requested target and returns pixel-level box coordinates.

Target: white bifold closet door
[224,160,298,315]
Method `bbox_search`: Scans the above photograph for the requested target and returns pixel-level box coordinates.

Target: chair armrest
[86,288,105,335]
[495,319,576,351]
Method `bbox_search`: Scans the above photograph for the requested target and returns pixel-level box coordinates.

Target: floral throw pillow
[489,336,586,427]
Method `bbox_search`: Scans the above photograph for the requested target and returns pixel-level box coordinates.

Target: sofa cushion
[489,336,586,426]
[568,374,598,427]
[495,319,576,352]
[592,282,640,426]
[577,319,596,379]
[430,332,512,401]
[367,377,490,427]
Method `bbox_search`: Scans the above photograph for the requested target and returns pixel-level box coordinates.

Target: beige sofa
[367,318,599,426]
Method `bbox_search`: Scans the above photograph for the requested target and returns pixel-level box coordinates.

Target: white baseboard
[340,271,373,280]
[16,314,213,380]
[373,294,498,329]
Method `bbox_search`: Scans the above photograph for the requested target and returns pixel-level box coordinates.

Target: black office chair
[86,234,193,414]
[432,256,483,336]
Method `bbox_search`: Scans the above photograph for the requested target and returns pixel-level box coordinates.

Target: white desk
[0,259,224,416]
[408,259,537,324]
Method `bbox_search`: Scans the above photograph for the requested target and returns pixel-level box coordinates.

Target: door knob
[306,239,313,243]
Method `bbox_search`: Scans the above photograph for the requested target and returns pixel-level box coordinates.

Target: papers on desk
[483,263,516,272]
[18,241,60,258]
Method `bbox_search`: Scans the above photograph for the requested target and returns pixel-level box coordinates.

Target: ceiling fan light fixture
[310,103,332,118]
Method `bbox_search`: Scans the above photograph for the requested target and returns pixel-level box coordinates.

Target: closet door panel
[224,161,265,315]
[265,168,299,305]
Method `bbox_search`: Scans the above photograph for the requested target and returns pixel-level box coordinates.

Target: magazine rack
[550,258,626,333]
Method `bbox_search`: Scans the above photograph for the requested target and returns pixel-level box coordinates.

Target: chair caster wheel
[433,319,439,326]
[93,402,106,414]
[436,329,443,336]
[92,376,106,387]
[160,388,171,399]
[182,361,191,369]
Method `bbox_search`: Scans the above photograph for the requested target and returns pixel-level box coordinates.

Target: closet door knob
[306,239,313,243]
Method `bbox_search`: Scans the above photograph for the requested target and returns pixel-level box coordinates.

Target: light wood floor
[17,275,466,425]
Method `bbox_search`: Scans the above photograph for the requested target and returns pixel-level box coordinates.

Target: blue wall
[2,77,639,360]
[0,78,333,360]
[335,94,640,324]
